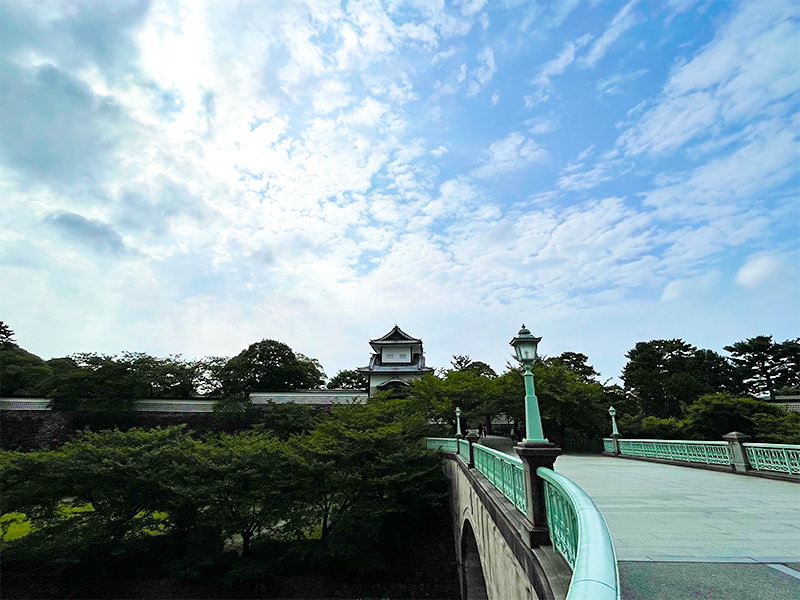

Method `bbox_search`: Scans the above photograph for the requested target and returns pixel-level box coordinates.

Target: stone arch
[460,518,489,600]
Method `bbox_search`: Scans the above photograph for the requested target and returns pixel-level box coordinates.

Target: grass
[0,513,32,542]
[1,505,169,542]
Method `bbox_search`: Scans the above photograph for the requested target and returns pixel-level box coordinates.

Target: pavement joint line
[764,564,800,580]
[619,556,800,563]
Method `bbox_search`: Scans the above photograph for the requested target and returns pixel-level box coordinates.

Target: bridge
[428,434,800,600]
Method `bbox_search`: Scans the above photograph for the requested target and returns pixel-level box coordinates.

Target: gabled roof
[370,325,422,344]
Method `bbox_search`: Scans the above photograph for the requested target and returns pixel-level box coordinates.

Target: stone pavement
[478,435,800,599]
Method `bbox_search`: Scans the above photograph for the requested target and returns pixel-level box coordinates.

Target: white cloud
[661,280,682,301]
[596,69,649,96]
[736,255,778,287]
[619,1,799,156]
[471,132,547,178]
[491,90,500,105]
[467,45,496,97]
[580,0,639,69]
[313,80,353,114]
[525,115,559,135]
[527,34,592,106]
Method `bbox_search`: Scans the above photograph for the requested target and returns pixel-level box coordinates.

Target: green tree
[0,344,51,397]
[257,403,317,439]
[535,358,604,442]
[449,355,497,378]
[47,353,139,412]
[549,352,599,383]
[0,320,16,344]
[1,427,192,543]
[219,340,325,396]
[622,340,741,419]
[172,431,303,555]
[327,369,368,390]
[681,393,788,440]
[297,398,443,551]
[724,336,800,400]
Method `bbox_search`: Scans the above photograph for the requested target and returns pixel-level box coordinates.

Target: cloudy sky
[1,0,798,382]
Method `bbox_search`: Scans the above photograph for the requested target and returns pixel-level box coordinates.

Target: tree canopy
[326,369,368,390]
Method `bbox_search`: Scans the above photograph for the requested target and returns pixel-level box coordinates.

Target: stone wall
[0,409,263,451]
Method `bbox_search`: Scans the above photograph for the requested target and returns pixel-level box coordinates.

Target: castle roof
[368,325,422,351]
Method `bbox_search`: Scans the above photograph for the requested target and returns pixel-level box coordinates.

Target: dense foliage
[0,396,449,597]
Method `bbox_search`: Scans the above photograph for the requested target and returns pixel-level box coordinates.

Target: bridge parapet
[603,435,800,479]
[426,436,620,600]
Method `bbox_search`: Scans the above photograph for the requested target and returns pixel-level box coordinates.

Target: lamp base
[519,438,549,447]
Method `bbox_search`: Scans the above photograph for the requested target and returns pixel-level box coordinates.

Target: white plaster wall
[445,460,540,600]
[381,346,411,363]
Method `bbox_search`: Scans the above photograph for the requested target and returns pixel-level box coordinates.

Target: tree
[0,345,51,397]
[0,320,15,344]
[297,398,443,552]
[724,336,800,400]
[448,355,497,378]
[1,427,192,544]
[173,431,303,555]
[682,393,788,440]
[535,359,604,442]
[219,340,325,396]
[327,369,368,390]
[549,352,599,383]
[622,340,741,419]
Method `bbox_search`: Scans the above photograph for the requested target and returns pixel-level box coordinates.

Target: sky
[1,0,798,384]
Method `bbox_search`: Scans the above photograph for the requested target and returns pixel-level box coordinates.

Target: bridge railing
[426,436,621,600]
[743,443,800,475]
[538,467,620,600]
[458,438,470,462]
[427,437,458,453]
[472,443,527,513]
[603,435,800,478]
[614,438,731,465]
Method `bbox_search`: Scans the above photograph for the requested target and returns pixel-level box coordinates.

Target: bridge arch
[460,519,488,600]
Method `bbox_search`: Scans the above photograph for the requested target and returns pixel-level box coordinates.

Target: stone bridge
[430,435,800,600]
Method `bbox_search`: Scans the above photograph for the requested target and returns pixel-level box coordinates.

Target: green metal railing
[473,444,527,513]
[744,443,800,475]
[458,438,470,461]
[427,437,458,453]
[617,439,731,465]
[602,438,614,453]
[538,467,620,600]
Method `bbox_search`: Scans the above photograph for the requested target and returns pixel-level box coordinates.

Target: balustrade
[472,444,527,513]
[744,443,800,475]
[538,467,620,600]
[617,439,731,465]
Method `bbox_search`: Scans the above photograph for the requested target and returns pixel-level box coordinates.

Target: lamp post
[511,324,562,548]
[609,406,619,436]
[509,325,547,445]
[455,406,463,438]
[609,406,621,455]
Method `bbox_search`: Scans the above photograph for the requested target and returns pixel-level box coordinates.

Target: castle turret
[357,325,434,396]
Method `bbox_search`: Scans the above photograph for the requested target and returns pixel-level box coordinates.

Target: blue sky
[1,0,798,383]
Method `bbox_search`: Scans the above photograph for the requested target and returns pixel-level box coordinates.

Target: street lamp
[510,325,547,444]
[455,406,462,437]
[609,406,619,436]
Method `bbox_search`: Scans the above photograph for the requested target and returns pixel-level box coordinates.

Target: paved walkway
[478,435,800,599]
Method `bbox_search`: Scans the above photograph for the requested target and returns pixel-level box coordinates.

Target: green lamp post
[455,406,463,438]
[609,406,619,436]
[510,325,547,445]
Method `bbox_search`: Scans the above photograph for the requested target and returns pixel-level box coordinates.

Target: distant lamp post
[510,325,546,444]
[455,406,463,438]
[609,406,619,436]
